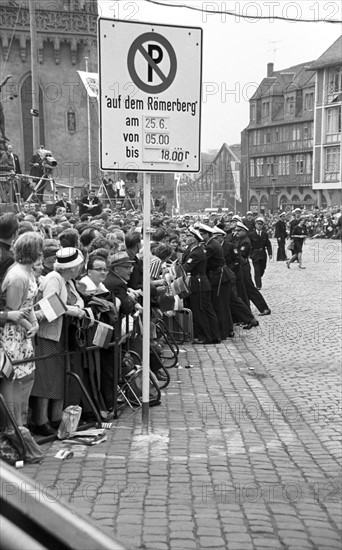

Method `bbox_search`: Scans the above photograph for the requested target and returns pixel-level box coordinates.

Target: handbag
[0,347,14,380]
[171,274,191,299]
[157,291,176,312]
[58,405,82,439]
[287,240,295,251]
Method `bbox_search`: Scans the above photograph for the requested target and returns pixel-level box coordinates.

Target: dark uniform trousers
[182,244,219,343]
[274,220,287,261]
[228,277,254,325]
[234,267,250,308]
[276,238,287,261]
[185,285,219,342]
[249,230,272,289]
[241,261,269,313]
[210,277,233,338]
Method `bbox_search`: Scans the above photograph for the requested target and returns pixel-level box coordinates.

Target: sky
[97,0,342,152]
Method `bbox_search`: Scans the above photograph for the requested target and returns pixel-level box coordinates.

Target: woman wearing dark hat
[182,227,220,344]
[30,247,85,435]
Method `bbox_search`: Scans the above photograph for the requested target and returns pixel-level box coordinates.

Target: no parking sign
[98,19,202,172]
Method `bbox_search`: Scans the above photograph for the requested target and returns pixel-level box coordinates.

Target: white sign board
[98,19,202,172]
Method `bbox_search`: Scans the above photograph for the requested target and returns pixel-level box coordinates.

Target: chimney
[267,62,274,77]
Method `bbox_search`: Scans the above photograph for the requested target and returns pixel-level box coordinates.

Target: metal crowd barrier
[1,315,134,445]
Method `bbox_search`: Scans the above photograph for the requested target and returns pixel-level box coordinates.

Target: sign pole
[142,171,151,434]
[29,0,39,151]
[85,56,92,189]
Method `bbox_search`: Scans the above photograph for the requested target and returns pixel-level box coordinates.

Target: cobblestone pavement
[21,238,341,550]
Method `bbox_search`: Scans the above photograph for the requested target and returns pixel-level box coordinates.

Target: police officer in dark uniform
[182,226,219,344]
[222,227,249,307]
[197,223,231,340]
[211,224,260,330]
[274,212,287,261]
[249,217,273,289]
[233,222,271,316]
[242,211,255,234]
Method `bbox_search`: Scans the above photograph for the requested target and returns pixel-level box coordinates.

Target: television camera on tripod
[28,149,58,203]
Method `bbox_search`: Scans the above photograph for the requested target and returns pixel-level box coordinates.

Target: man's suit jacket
[78,196,102,217]
[249,230,272,261]
[29,153,44,179]
[104,270,136,316]
[274,219,287,239]
[12,153,21,174]
[54,199,72,213]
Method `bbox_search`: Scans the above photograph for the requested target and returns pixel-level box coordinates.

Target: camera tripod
[27,173,55,203]
[98,181,137,211]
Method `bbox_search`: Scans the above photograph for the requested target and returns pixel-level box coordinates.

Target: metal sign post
[141,172,151,433]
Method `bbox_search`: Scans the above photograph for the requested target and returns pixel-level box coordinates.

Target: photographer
[34,150,57,203]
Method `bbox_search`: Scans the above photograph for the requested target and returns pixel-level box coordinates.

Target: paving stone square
[20,239,341,550]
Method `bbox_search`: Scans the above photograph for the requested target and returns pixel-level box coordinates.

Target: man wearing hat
[196,223,230,340]
[104,251,143,316]
[274,212,288,261]
[182,227,220,344]
[198,223,258,334]
[249,217,272,290]
[242,211,255,234]
[213,224,261,329]
[233,222,271,316]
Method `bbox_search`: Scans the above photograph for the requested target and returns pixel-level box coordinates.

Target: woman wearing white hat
[31,247,85,435]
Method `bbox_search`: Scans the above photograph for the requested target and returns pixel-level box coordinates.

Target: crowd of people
[0,189,341,444]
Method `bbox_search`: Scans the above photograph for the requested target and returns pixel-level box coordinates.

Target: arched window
[249,195,258,212]
[260,195,269,212]
[279,195,288,205]
[292,194,300,203]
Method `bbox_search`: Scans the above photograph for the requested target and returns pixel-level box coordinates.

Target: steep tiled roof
[250,78,276,100]
[307,36,342,70]
[251,62,315,100]
[286,66,316,91]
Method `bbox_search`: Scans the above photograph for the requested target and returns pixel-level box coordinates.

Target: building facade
[309,36,342,207]
[0,0,99,193]
[241,62,316,214]
[0,1,188,207]
[179,143,242,214]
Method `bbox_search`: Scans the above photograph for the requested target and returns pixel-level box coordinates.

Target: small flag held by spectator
[36,292,67,322]
[92,321,113,349]
[0,348,14,380]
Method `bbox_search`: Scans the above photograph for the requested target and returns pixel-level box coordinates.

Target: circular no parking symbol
[127,32,177,94]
